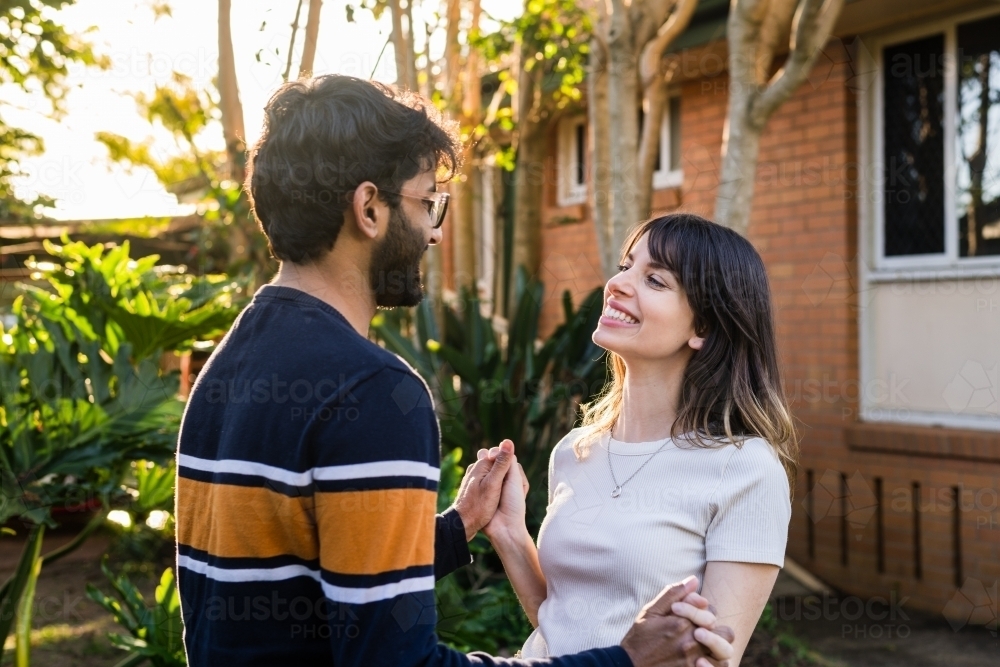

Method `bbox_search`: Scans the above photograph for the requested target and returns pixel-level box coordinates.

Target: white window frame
[557,115,587,206]
[863,6,1000,279]
[857,5,1000,432]
[653,93,683,190]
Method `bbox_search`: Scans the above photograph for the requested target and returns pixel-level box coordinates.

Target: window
[557,98,683,207]
[857,8,1000,433]
[653,95,683,189]
[557,115,587,206]
[875,11,1000,267]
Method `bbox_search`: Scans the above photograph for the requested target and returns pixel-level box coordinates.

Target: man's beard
[369,205,427,308]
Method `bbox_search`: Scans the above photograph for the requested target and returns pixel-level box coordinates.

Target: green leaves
[0,0,109,220]
[0,525,45,664]
[27,238,240,359]
[0,238,238,528]
[87,561,186,667]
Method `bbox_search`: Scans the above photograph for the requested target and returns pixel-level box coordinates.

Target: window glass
[882,34,946,256]
[957,15,1000,256]
[669,96,682,172]
[574,121,586,186]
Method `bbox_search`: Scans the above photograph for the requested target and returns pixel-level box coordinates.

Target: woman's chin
[592,327,629,355]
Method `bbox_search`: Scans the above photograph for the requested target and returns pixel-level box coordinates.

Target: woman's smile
[600,302,640,327]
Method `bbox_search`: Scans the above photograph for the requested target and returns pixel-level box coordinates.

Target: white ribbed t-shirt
[519,427,791,658]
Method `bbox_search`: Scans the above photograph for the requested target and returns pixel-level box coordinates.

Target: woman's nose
[607,271,634,297]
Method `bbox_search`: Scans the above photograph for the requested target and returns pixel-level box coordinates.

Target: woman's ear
[688,334,705,351]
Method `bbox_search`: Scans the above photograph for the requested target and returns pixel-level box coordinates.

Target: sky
[6,0,516,221]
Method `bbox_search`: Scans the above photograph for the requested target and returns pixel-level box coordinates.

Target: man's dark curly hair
[245,75,461,263]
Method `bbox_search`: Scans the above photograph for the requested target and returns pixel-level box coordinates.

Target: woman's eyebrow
[625,252,670,271]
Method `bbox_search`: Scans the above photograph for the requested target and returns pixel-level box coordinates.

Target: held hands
[481,446,529,546]
[622,576,735,667]
[451,439,517,541]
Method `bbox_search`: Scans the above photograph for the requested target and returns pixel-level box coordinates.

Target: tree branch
[298,0,323,78]
[755,0,797,84]
[283,0,305,83]
[754,0,844,124]
[639,0,697,87]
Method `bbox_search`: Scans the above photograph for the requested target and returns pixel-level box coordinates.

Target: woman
[480,213,795,666]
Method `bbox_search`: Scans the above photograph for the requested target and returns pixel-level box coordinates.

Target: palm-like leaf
[87,562,186,667]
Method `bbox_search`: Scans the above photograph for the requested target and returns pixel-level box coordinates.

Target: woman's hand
[669,591,735,667]
[476,447,547,627]
[480,447,529,546]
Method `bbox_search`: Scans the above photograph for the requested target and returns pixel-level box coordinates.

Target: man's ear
[351,182,381,240]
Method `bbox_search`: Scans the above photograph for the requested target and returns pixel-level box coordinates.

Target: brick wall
[530,41,1000,617]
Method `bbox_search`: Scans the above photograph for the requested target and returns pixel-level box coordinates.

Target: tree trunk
[298,0,323,78]
[452,162,479,292]
[443,0,462,99]
[637,80,667,221]
[716,0,845,235]
[590,0,697,278]
[636,0,699,218]
[390,0,417,90]
[714,109,766,235]
[217,0,245,182]
[715,1,763,236]
[404,0,418,89]
[451,0,483,293]
[511,59,547,304]
[589,27,616,279]
[606,0,641,266]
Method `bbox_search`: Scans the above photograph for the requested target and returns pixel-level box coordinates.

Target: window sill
[866,264,1000,283]
[846,421,1000,463]
[652,170,683,190]
[555,192,587,208]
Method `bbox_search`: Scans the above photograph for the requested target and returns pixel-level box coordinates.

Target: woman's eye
[616,264,630,273]
[646,276,666,288]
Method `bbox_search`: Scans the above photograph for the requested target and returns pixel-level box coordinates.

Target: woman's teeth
[604,306,638,324]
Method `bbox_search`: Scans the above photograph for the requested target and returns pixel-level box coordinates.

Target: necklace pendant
[611,485,622,498]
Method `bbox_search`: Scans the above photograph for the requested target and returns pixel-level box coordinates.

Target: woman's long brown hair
[577,213,798,494]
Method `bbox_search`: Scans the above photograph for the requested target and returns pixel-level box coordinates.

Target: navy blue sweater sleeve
[435,508,473,580]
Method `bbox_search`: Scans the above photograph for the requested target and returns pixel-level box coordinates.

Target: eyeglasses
[382,190,450,229]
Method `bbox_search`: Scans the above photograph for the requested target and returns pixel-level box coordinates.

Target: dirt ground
[0,531,161,667]
[773,598,998,667]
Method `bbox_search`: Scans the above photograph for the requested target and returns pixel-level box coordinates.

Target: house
[439,0,1000,618]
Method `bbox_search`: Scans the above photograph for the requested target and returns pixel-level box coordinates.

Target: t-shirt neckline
[601,430,675,455]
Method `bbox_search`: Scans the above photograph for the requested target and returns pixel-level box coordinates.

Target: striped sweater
[175,285,631,667]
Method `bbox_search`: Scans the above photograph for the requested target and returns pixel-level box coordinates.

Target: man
[175,74,734,667]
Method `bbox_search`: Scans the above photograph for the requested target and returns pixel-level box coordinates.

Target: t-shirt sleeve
[704,439,791,567]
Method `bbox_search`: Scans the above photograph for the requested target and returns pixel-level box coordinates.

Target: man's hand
[450,439,515,541]
[621,576,736,667]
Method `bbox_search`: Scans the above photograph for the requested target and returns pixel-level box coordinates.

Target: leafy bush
[87,561,186,667]
[0,239,241,663]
